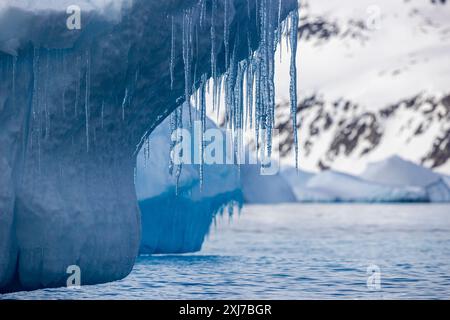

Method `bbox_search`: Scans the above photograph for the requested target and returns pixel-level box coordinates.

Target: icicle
[165,0,299,181]
[182,10,193,127]
[174,105,183,195]
[200,0,206,28]
[85,50,91,152]
[289,9,299,169]
[258,0,268,157]
[246,58,254,129]
[169,109,178,176]
[199,74,207,189]
[31,46,43,174]
[31,46,40,164]
[278,0,283,62]
[234,61,246,166]
[254,58,262,154]
[170,16,175,90]
[224,0,230,70]
[37,125,41,174]
[225,42,238,131]
[285,11,290,53]
[62,88,66,117]
[168,98,185,195]
[215,75,223,122]
[211,0,217,85]
[254,0,260,27]
[61,51,66,117]
[44,49,50,139]
[101,100,105,129]
[146,136,151,164]
[32,48,39,120]
[267,1,276,158]
[12,56,17,104]
[211,0,217,110]
[122,88,128,121]
[193,25,199,105]
[75,55,81,117]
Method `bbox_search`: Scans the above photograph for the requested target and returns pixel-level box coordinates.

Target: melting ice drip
[141,0,300,186]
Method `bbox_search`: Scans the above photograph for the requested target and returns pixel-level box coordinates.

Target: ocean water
[3,204,450,299]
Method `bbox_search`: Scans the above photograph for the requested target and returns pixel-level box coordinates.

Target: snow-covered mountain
[273,0,450,175]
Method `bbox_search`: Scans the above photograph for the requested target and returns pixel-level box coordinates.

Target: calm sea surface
[3,204,450,299]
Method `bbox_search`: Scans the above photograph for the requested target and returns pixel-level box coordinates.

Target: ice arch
[136,105,243,254]
[0,0,298,292]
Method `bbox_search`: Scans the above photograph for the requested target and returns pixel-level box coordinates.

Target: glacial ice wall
[0,0,299,292]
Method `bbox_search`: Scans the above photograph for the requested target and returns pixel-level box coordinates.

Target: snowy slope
[136,106,242,254]
[272,0,450,175]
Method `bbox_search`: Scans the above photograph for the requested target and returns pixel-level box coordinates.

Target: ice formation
[361,156,450,202]
[297,170,428,203]
[241,163,296,204]
[136,104,242,254]
[0,0,299,292]
[245,166,430,204]
[276,157,450,204]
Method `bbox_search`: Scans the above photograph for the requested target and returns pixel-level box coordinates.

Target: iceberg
[361,156,450,202]
[241,164,296,204]
[280,167,336,202]
[303,170,427,203]
[0,0,299,292]
[443,176,450,188]
[277,156,449,203]
[279,167,428,203]
[136,105,242,254]
[361,156,441,187]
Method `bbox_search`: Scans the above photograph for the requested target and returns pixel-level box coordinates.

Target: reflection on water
[3,204,450,299]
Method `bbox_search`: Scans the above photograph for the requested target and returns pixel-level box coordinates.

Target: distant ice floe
[360,156,450,203]
[243,156,450,203]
